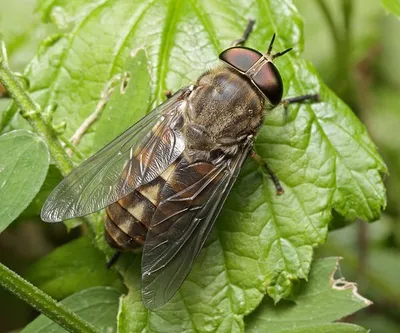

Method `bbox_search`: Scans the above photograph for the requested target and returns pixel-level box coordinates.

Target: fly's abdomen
[104,163,176,251]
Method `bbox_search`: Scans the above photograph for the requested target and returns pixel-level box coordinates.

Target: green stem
[0,52,73,176]
[342,0,353,38]
[59,134,86,161]
[0,262,99,333]
[314,0,357,110]
[314,0,340,50]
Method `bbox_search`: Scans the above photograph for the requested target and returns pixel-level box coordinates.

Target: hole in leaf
[120,72,131,94]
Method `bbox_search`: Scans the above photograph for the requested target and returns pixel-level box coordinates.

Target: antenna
[266,33,276,56]
[265,33,293,60]
[272,47,293,60]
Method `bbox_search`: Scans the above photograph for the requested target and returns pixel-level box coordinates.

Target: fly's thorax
[184,66,265,151]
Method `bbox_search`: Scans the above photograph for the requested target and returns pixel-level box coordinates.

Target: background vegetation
[0,0,398,332]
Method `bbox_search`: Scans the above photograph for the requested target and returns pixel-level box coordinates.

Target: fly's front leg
[250,151,284,195]
[281,93,320,106]
[281,93,320,118]
[231,19,256,47]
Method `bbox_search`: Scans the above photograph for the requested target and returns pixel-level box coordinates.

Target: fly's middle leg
[231,19,256,47]
[250,151,284,195]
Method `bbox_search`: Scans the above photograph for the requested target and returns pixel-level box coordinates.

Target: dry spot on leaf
[330,257,372,306]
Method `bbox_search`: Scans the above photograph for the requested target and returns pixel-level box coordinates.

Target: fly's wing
[141,145,251,310]
[41,89,188,222]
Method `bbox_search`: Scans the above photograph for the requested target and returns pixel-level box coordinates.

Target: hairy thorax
[184,67,265,154]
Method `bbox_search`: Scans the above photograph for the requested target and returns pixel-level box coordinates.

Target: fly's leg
[164,90,173,99]
[106,251,121,269]
[251,94,320,194]
[281,93,320,106]
[281,93,320,119]
[231,19,256,47]
[250,151,284,195]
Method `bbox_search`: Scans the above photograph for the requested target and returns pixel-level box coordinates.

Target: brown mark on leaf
[330,257,372,306]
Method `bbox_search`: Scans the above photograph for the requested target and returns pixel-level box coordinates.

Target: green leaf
[21,287,120,333]
[245,258,371,333]
[23,0,386,331]
[382,0,400,18]
[25,237,125,300]
[19,164,63,218]
[276,323,369,333]
[0,130,49,232]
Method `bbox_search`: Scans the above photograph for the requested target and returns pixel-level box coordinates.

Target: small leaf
[382,0,400,18]
[25,237,125,300]
[245,258,371,333]
[21,287,120,333]
[0,130,49,232]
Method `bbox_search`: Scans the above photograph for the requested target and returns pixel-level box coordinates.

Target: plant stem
[342,0,353,37]
[314,0,357,111]
[59,134,86,161]
[314,0,340,49]
[0,262,99,333]
[0,52,73,176]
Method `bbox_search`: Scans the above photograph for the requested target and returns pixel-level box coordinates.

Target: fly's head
[219,33,291,109]
[183,35,293,153]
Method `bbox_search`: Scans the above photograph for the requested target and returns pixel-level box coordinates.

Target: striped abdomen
[104,151,222,252]
[104,161,177,252]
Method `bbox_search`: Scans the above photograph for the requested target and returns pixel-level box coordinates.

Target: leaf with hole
[245,258,371,333]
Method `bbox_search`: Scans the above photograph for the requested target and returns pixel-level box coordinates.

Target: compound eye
[252,62,283,106]
[219,47,262,72]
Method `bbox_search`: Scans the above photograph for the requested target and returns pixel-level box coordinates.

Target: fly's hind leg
[106,251,121,269]
[250,151,284,195]
[231,19,256,47]
[164,90,173,99]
